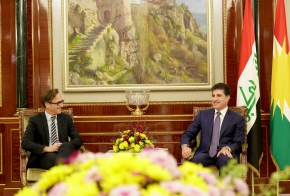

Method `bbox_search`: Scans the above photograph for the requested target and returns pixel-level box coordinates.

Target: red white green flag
[236,0,262,176]
[270,0,290,171]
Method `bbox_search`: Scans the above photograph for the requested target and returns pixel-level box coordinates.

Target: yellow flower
[140,133,148,139]
[141,184,171,196]
[133,144,141,152]
[119,141,128,150]
[115,138,122,144]
[145,164,172,181]
[98,154,151,192]
[179,162,211,191]
[14,187,38,196]
[65,182,99,196]
[145,139,152,144]
[129,136,135,143]
[138,141,144,146]
[36,165,74,191]
[113,145,119,152]
[123,130,131,134]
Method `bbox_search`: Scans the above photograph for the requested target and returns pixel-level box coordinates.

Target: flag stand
[276,180,279,196]
[251,170,254,196]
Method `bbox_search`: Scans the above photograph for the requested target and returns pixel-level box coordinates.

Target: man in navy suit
[22,89,83,169]
[180,83,245,170]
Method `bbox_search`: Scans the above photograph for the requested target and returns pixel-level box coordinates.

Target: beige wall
[286,0,290,39]
[52,0,223,103]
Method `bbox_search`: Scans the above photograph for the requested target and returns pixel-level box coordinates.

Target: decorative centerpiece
[125,90,150,116]
[15,149,249,196]
[113,122,154,153]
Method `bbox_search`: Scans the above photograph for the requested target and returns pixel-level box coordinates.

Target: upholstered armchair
[19,108,85,187]
[182,106,248,181]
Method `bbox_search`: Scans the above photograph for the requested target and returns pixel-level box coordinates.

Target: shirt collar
[45,111,57,120]
[215,106,228,117]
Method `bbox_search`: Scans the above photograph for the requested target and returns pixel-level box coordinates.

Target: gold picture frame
[62,0,214,92]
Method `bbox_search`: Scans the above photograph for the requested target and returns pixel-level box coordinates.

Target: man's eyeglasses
[48,100,64,106]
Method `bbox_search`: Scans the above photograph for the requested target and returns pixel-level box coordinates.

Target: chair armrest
[80,145,88,153]
[241,142,248,182]
[241,142,248,165]
[20,148,28,187]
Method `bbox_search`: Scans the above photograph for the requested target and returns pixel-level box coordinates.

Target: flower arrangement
[15,149,249,196]
[113,122,155,153]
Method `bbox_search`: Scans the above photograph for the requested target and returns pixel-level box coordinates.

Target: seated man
[22,89,83,170]
[180,83,245,170]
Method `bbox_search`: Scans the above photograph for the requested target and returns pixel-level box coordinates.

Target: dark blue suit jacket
[21,112,83,168]
[180,108,245,158]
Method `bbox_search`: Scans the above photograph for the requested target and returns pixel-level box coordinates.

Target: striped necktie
[51,116,58,145]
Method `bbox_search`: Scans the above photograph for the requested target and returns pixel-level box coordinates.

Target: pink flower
[108,185,140,196]
[140,148,180,178]
[48,183,67,196]
[222,175,232,185]
[208,186,221,196]
[65,150,81,164]
[234,178,249,196]
[84,166,102,182]
[198,171,217,185]
[181,185,208,196]
[222,190,236,196]
[71,152,110,164]
[160,181,183,193]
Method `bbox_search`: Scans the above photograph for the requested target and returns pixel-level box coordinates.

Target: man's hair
[41,89,59,107]
[211,83,231,96]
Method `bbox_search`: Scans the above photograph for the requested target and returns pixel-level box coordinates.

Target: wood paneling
[30,0,52,108]
[258,0,274,113]
[0,0,16,117]
[223,0,243,105]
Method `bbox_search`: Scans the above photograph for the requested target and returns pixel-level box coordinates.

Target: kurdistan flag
[236,0,262,176]
[270,0,290,172]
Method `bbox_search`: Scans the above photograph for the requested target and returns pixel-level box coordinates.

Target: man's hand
[217,146,233,158]
[43,142,62,153]
[181,144,192,159]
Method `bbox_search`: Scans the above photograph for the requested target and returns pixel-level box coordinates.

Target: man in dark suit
[180,83,245,170]
[22,89,83,169]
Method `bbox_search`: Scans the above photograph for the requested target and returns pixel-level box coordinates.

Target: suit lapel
[208,109,215,137]
[220,109,233,137]
[57,113,63,140]
[40,112,50,143]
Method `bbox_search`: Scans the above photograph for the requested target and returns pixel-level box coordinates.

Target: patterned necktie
[209,112,221,157]
[51,116,58,145]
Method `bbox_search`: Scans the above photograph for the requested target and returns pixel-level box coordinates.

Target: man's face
[45,93,63,116]
[211,89,230,111]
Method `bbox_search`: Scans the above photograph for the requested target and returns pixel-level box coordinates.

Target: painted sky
[176,0,206,14]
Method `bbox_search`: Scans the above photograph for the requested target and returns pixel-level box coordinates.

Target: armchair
[19,108,85,187]
[182,106,248,180]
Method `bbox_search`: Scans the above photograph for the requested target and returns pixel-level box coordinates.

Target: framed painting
[62,0,214,92]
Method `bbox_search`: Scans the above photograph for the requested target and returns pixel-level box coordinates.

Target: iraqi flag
[270,0,290,172]
[236,0,262,176]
